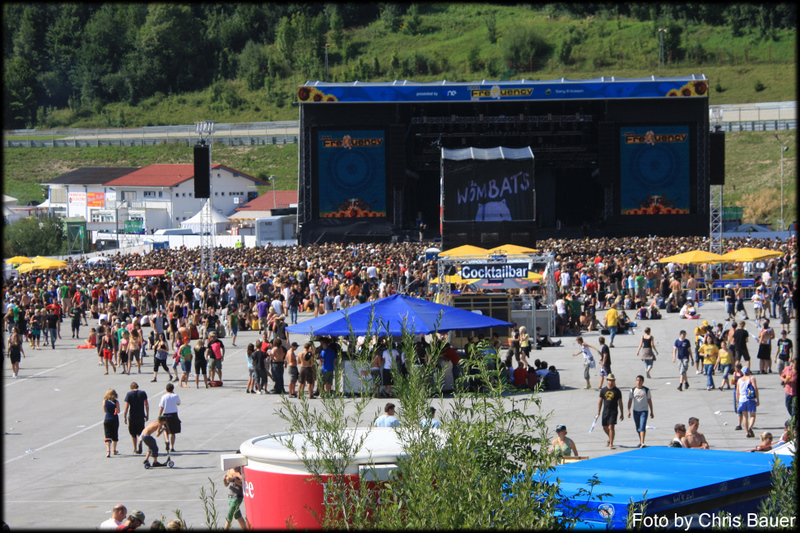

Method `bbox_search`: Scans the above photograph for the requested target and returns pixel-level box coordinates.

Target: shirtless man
[680,417,709,449]
[298,342,316,399]
[269,338,286,394]
[286,342,300,398]
[140,416,170,467]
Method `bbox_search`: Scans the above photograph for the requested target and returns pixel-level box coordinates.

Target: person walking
[699,334,719,391]
[715,342,734,391]
[597,374,624,449]
[128,329,143,375]
[158,383,181,452]
[672,330,692,391]
[733,321,751,370]
[597,337,611,390]
[7,327,25,379]
[227,306,239,347]
[736,368,759,438]
[102,389,121,458]
[775,330,794,375]
[123,382,149,454]
[603,303,619,347]
[45,307,58,349]
[151,333,173,383]
[626,375,654,448]
[779,357,797,418]
[636,327,658,378]
[572,336,598,389]
[223,465,248,530]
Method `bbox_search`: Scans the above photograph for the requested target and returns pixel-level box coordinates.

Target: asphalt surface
[3,300,792,529]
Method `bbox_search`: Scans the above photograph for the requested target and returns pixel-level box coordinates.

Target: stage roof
[298,75,709,104]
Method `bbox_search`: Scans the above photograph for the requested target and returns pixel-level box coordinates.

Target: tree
[276,323,602,529]
[484,13,498,44]
[403,4,422,35]
[238,41,269,91]
[380,3,402,33]
[4,216,65,257]
[328,5,344,49]
[4,56,38,128]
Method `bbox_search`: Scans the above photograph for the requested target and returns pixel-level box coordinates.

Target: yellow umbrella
[430,273,468,284]
[438,245,489,258]
[658,250,726,264]
[486,244,538,255]
[720,247,783,263]
[525,271,544,281]
[5,256,33,264]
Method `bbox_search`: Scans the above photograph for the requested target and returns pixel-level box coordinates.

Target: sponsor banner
[87,192,105,207]
[460,263,529,280]
[298,78,708,104]
[620,126,691,215]
[68,192,86,206]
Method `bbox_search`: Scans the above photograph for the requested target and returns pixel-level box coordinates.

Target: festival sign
[459,263,530,280]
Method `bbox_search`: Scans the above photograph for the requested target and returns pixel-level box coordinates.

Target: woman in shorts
[30,309,42,350]
[7,327,25,379]
[128,329,143,374]
[119,330,130,374]
[178,337,193,388]
[193,338,209,389]
[99,330,116,375]
[151,333,173,383]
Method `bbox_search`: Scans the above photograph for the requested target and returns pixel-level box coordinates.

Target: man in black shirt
[732,321,751,369]
[204,308,219,339]
[123,382,149,454]
[69,305,87,339]
[596,374,624,449]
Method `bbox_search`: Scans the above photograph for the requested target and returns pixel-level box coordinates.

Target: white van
[153,228,195,236]
[3,264,19,281]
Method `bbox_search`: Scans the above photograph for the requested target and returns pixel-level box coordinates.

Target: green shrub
[500,25,552,71]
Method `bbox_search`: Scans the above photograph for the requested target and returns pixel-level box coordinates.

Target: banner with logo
[298,77,709,104]
[460,263,530,280]
[317,130,386,218]
[620,126,691,215]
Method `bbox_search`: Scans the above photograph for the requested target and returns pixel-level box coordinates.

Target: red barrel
[230,427,403,530]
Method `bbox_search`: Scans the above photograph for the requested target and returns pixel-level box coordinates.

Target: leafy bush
[500,25,552,71]
[754,79,765,92]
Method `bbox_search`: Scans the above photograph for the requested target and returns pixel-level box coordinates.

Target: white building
[43,164,263,233]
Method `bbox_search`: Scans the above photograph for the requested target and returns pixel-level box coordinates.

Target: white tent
[180,199,230,234]
[4,204,22,223]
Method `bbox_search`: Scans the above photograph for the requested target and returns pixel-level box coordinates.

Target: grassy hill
[4,129,795,230]
[34,4,796,128]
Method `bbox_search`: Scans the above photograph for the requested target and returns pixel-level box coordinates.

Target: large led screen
[317,130,386,218]
[442,159,534,222]
[620,126,691,215]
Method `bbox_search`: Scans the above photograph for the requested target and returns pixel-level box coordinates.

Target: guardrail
[3,102,796,147]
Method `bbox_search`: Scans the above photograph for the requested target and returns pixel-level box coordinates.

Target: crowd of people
[2,235,797,527]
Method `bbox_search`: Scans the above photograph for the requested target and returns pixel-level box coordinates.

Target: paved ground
[3,300,792,529]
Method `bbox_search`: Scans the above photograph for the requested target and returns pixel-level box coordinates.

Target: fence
[3,121,299,148]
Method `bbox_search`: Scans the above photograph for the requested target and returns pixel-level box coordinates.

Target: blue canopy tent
[285,294,513,337]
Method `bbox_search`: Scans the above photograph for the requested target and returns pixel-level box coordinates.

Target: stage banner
[298,77,709,104]
[460,263,530,280]
[619,126,691,215]
[442,148,534,222]
[317,130,386,218]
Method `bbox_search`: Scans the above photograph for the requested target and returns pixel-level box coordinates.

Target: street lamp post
[658,28,668,70]
[325,44,330,81]
[268,175,277,211]
[775,135,788,230]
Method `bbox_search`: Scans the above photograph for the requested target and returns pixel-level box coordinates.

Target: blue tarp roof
[543,447,791,527]
[285,294,513,336]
